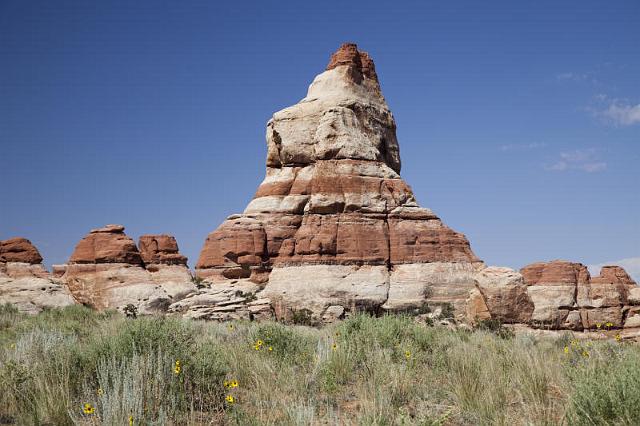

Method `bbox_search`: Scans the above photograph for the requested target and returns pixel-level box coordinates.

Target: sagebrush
[1,304,639,425]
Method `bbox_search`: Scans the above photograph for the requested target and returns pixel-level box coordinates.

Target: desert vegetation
[1,305,640,425]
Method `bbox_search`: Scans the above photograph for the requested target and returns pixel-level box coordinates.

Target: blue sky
[1,1,638,279]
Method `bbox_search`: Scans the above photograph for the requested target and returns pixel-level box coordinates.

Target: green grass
[0,304,639,425]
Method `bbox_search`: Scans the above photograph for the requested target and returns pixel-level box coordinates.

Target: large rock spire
[196,43,481,320]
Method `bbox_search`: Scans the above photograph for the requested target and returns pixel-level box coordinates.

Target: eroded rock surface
[139,234,188,266]
[0,238,75,314]
[61,226,195,313]
[519,260,637,330]
[0,238,43,264]
[196,43,482,321]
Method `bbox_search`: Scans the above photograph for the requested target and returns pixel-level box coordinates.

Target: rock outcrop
[69,225,142,265]
[139,235,188,266]
[0,238,75,314]
[519,260,638,330]
[0,237,44,264]
[195,43,484,322]
[2,44,637,334]
[61,226,195,313]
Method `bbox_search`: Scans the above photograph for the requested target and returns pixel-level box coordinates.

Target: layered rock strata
[61,226,195,313]
[196,43,485,321]
[0,238,75,314]
[519,260,638,330]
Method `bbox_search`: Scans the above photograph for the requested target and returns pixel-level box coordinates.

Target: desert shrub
[474,318,515,339]
[289,308,314,326]
[250,322,315,365]
[3,308,640,424]
[566,346,640,425]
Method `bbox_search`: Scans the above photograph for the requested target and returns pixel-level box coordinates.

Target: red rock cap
[138,234,188,266]
[0,237,43,264]
[69,224,143,265]
[326,43,378,81]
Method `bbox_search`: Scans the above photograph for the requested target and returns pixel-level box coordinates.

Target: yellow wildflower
[129,415,134,426]
[596,323,602,329]
[615,334,622,342]
[332,343,337,351]
[570,339,578,347]
[254,344,261,351]
[582,350,589,358]
[82,402,95,414]
[228,324,234,330]
[563,346,569,355]
[405,350,411,360]
[256,339,264,346]
[174,360,181,375]
[223,380,230,388]
[225,395,235,404]
[96,388,104,396]
[605,322,613,329]
[230,379,239,388]
[268,346,273,352]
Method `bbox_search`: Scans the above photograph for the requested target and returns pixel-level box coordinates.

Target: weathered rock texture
[3,44,637,333]
[69,225,142,265]
[196,43,485,322]
[519,260,638,330]
[61,226,195,313]
[139,235,188,266]
[0,238,75,314]
[0,238,43,264]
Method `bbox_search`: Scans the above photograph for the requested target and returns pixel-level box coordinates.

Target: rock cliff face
[195,43,485,321]
[0,238,75,314]
[61,226,195,313]
[519,260,638,330]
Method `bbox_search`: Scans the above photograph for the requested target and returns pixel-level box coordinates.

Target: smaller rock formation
[139,235,188,266]
[519,260,637,330]
[69,225,142,265]
[0,237,44,264]
[62,226,195,313]
[0,238,75,314]
[469,266,534,324]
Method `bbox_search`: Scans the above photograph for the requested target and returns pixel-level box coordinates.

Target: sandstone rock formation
[139,235,188,266]
[519,260,638,330]
[0,237,44,264]
[196,43,485,322]
[61,226,195,313]
[69,225,142,265]
[0,238,75,314]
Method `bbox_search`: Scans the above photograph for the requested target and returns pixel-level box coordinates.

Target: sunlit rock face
[520,260,638,330]
[0,238,75,314]
[196,43,482,321]
[62,225,195,313]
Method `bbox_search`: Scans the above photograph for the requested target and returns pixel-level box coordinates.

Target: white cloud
[500,142,547,151]
[556,71,598,84]
[588,257,640,283]
[546,148,607,173]
[599,101,640,126]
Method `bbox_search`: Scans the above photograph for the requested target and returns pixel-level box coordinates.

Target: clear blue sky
[1,1,638,277]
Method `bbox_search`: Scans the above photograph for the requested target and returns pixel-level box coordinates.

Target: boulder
[473,266,534,324]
